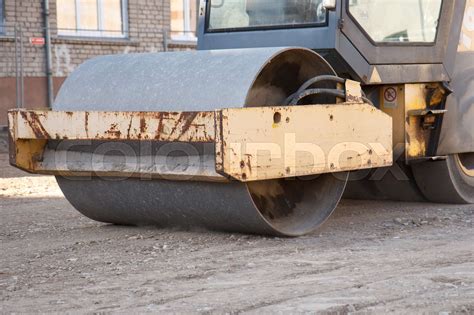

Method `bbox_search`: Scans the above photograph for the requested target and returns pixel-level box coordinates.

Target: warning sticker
[383,87,398,109]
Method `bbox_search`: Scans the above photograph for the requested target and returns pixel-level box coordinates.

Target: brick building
[0,0,198,125]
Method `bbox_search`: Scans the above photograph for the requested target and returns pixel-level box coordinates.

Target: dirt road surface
[1,136,473,313]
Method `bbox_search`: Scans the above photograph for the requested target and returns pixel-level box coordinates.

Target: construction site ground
[1,133,473,314]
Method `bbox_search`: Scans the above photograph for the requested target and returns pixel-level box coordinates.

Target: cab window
[348,0,443,43]
[208,0,327,31]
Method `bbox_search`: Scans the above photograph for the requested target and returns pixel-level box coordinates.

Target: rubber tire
[411,154,474,204]
[344,161,426,202]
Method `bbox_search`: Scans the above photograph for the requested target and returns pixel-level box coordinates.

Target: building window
[57,0,128,38]
[171,0,198,41]
[0,0,5,34]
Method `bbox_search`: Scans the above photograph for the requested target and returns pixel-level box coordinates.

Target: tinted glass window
[348,0,443,43]
[208,0,327,31]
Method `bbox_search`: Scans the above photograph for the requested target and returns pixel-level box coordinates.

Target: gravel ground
[1,133,473,313]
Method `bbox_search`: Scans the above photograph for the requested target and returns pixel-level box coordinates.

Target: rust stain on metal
[21,111,51,139]
[166,112,198,141]
[126,116,133,139]
[245,154,253,173]
[84,112,90,138]
[178,112,199,140]
[155,113,166,140]
[106,123,122,138]
[139,117,147,134]
[13,109,213,143]
[349,96,365,103]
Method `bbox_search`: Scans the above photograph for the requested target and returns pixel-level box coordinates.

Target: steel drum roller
[54,47,348,236]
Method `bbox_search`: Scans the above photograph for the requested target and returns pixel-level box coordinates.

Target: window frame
[346,0,444,47]
[339,0,458,67]
[57,0,129,39]
[205,0,329,34]
[170,0,198,42]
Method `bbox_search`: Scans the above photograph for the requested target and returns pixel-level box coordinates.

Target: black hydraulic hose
[297,75,345,94]
[289,88,346,105]
[361,96,374,107]
[285,75,374,106]
[284,75,346,105]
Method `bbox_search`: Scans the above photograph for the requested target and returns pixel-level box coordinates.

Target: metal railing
[0,23,25,108]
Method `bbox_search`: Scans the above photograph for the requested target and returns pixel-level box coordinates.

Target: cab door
[339,0,465,80]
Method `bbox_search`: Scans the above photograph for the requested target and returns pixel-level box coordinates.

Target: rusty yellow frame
[8,103,393,182]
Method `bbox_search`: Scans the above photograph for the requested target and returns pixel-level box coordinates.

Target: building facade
[0,0,198,125]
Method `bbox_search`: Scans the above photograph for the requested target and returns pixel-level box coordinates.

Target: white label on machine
[383,87,398,109]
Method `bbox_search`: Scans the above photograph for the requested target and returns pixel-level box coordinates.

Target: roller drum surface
[53,47,348,236]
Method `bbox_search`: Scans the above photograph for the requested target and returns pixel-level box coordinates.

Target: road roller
[7,0,474,236]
